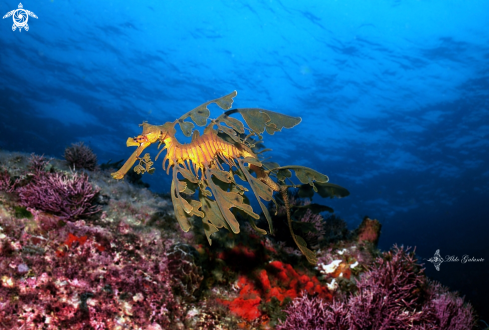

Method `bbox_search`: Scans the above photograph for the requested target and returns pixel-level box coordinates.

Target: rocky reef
[0,149,477,329]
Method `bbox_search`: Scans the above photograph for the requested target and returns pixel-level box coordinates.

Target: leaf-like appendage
[178,121,195,137]
[242,157,262,167]
[209,190,240,233]
[262,162,280,171]
[202,187,212,197]
[265,123,280,135]
[132,153,156,175]
[263,109,302,131]
[298,182,350,199]
[171,168,205,232]
[273,166,329,190]
[315,182,350,199]
[179,91,238,131]
[180,194,193,213]
[276,168,292,182]
[295,234,318,265]
[171,180,192,232]
[212,176,232,193]
[233,168,247,182]
[234,182,248,193]
[215,90,238,110]
[234,207,268,236]
[237,160,275,234]
[294,166,329,185]
[208,167,233,184]
[188,199,204,217]
[176,180,188,193]
[181,183,196,195]
[190,105,210,127]
[234,109,270,134]
[218,125,241,144]
[205,171,260,234]
[134,164,144,175]
[249,218,267,235]
[178,167,199,183]
[232,108,301,135]
[256,148,272,155]
[200,195,231,245]
[141,153,155,173]
[219,115,245,134]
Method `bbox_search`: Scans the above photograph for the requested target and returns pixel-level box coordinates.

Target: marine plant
[112,91,349,264]
[277,246,476,330]
[64,142,98,171]
[0,169,18,193]
[27,153,49,173]
[18,171,101,220]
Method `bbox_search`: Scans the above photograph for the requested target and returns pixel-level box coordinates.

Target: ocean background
[1,0,488,321]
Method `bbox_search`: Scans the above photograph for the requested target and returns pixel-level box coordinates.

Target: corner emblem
[3,3,38,32]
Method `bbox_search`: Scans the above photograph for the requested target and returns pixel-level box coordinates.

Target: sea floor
[0,150,479,329]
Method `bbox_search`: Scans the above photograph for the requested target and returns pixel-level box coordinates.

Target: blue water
[1,0,488,321]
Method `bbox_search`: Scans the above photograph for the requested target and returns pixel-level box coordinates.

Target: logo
[425,249,484,271]
[3,3,37,32]
[426,249,444,271]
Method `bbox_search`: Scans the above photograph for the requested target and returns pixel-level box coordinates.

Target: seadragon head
[111,122,175,180]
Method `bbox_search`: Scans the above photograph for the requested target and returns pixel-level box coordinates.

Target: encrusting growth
[112,91,349,264]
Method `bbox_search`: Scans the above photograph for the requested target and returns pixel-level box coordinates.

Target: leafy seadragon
[111,91,349,265]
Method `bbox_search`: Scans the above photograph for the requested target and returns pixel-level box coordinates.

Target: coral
[167,243,204,302]
[64,142,98,171]
[18,171,101,220]
[355,216,382,246]
[218,260,332,323]
[278,246,476,330]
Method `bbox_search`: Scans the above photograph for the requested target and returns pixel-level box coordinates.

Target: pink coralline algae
[0,169,19,193]
[18,171,101,221]
[278,246,476,330]
[276,293,348,330]
[423,282,478,330]
[301,209,325,242]
[0,210,180,329]
[167,243,204,303]
[27,153,50,173]
[64,142,99,171]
